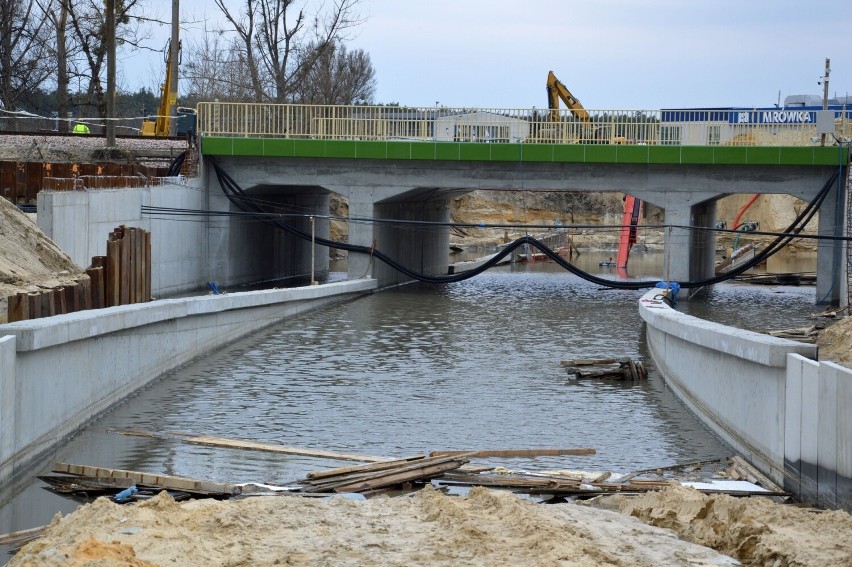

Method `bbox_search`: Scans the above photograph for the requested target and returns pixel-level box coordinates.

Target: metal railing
[197,102,852,147]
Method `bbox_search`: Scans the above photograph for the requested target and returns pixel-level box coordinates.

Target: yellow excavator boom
[546,70,590,122]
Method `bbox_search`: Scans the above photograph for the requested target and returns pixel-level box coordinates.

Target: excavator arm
[546,70,590,122]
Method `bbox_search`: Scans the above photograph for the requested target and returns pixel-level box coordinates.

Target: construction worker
[72,121,90,134]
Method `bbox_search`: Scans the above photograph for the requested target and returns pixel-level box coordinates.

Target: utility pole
[105,0,116,146]
[820,57,830,147]
[167,0,180,136]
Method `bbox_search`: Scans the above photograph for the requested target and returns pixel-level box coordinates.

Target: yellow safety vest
[72,123,90,134]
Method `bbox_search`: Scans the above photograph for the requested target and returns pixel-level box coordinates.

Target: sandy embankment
[0,198,83,322]
[10,485,852,566]
[10,487,741,566]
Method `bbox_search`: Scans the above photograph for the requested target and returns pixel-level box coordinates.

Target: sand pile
[0,198,83,322]
[818,315,852,367]
[10,487,739,566]
[606,485,852,566]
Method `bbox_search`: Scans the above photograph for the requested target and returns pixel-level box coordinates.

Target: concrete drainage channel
[0,279,376,486]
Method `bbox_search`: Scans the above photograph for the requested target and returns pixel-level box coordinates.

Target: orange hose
[732,194,760,230]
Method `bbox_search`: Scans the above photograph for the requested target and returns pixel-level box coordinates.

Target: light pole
[820,57,831,147]
[433,101,439,142]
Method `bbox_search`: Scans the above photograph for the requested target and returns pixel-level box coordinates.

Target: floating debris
[560,358,647,380]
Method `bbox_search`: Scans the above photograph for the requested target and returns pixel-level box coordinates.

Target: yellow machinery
[141,42,178,137]
[546,70,590,123]
[544,70,625,143]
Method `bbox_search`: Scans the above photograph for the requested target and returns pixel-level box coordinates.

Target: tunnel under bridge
[201,136,846,303]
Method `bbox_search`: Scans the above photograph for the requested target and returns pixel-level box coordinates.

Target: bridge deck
[201,137,846,167]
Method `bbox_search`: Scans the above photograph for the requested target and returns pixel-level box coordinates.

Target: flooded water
[0,253,821,557]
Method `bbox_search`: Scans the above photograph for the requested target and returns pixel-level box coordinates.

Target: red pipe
[616,195,642,270]
[732,194,760,230]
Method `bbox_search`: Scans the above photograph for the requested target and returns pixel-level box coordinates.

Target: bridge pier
[638,192,718,291]
[206,182,330,288]
[343,187,451,287]
[816,177,844,305]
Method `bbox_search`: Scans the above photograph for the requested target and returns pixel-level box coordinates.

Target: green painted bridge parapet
[200,137,846,167]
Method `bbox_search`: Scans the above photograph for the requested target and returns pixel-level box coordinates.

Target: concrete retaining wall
[38,182,209,297]
[0,279,375,485]
[640,290,852,510]
[786,355,852,510]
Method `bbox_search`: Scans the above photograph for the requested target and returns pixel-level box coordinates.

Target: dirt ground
[9,485,852,566]
[0,197,83,322]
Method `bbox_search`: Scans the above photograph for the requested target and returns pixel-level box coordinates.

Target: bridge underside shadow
[207,183,330,287]
[205,155,845,303]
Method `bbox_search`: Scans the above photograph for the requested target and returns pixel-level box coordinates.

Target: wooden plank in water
[52,462,240,495]
[560,358,618,367]
[0,525,47,547]
[429,448,596,458]
[113,429,392,463]
[184,435,391,463]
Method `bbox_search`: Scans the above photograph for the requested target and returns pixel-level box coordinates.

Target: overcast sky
[133,0,851,110]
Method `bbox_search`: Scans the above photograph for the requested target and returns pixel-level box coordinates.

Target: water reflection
[0,259,820,556]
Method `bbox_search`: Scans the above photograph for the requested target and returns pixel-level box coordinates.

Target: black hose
[166,151,186,177]
[208,157,838,290]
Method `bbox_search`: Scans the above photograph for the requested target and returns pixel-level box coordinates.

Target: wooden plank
[90,255,107,269]
[52,463,240,495]
[86,266,104,309]
[54,286,66,315]
[0,525,47,547]
[106,238,120,307]
[620,457,727,483]
[40,290,55,317]
[7,292,26,322]
[77,276,92,310]
[429,448,596,458]
[731,456,785,494]
[332,459,466,493]
[27,292,41,319]
[560,358,618,367]
[64,284,78,314]
[119,229,130,305]
[185,434,391,463]
[300,455,470,491]
[438,472,581,489]
[135,228,144,303]
[144,229,151,301]
[113,429,392,463]
[128,228,138,304]
[307,456,427,480]
[592,471,612,483]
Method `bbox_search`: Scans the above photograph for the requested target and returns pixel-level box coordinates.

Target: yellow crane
[141,42,178,137]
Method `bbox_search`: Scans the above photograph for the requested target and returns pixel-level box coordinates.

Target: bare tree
[36,0,73,131]
[183,28,255,104]
[65,0,146,126]
[0,0,52,128]
[209,0,365,103]
[295,41,375,104]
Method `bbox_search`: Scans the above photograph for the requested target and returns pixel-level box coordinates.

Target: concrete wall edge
[0,279,376,352]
